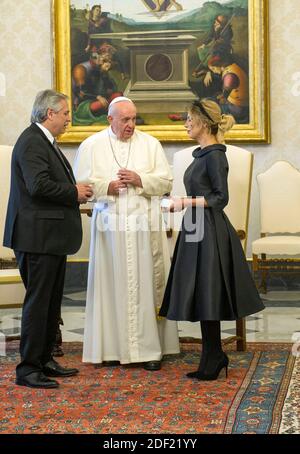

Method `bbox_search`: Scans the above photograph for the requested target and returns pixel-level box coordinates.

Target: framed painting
[53,0,270,143]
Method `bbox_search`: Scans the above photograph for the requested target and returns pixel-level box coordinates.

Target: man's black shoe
[16,372,59,389]
[52,344,64,357]
[43,359,79,377]
[52,320,64,357]
[143,361,161,371]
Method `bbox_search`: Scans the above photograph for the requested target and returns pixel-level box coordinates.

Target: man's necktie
[53,139,76,184]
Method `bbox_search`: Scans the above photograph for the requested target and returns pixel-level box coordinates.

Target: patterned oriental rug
[0,342,299,434]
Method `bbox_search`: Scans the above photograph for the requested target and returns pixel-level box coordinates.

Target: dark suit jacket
[3,123,82,255]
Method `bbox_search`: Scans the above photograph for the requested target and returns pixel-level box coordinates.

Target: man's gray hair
[30,89,68,123]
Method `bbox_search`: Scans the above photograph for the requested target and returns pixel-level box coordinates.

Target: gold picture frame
[53,0,270,143]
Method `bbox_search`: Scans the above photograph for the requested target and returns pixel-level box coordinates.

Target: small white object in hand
[160,198,171,209]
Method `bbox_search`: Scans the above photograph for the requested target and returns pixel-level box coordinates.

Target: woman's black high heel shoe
[186,349,208,379]
[186,353,229,381]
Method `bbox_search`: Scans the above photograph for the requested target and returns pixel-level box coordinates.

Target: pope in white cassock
[74,97,179,370]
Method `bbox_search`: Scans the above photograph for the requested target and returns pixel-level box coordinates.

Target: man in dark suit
[3,89,93,388]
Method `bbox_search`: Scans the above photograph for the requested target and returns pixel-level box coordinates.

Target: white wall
[1,0,300,257]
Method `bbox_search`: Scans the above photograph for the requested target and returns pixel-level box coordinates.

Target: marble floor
[1,290,300,345]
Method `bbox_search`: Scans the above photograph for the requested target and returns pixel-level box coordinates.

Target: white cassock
[74,127,180,363]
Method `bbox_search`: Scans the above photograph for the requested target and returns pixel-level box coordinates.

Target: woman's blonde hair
[189,98,235,143]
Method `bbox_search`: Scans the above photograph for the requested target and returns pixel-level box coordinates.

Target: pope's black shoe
[43,359,79,377]
[102,361,120,367]
[16,371,59,389]
[143,361,161,371]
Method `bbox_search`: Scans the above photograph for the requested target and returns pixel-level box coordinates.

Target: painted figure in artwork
[142,0,183,12]
[193,14,234,79]
[85,4,112,53]
[206,55,249,123]
[72,47,123,125]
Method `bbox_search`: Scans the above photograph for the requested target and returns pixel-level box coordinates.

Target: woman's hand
[161,196,206,212]
[161,197,184,212]
[170,197,185,212]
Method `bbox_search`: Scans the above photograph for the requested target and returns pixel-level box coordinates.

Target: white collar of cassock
[108,126,132,143]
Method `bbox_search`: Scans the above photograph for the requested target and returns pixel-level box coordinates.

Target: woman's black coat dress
[159,144,264,321]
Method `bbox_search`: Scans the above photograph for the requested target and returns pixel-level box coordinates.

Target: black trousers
[14,251,66,378]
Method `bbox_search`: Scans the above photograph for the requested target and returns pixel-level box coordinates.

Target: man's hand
[76,183,93,204]
[117,169,142,188]
[107,179,127,196]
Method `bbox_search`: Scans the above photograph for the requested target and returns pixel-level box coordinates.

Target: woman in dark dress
[159,99,264,380]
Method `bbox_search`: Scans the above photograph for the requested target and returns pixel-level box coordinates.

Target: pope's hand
[107,179,127,196]
[117,169,142,188]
